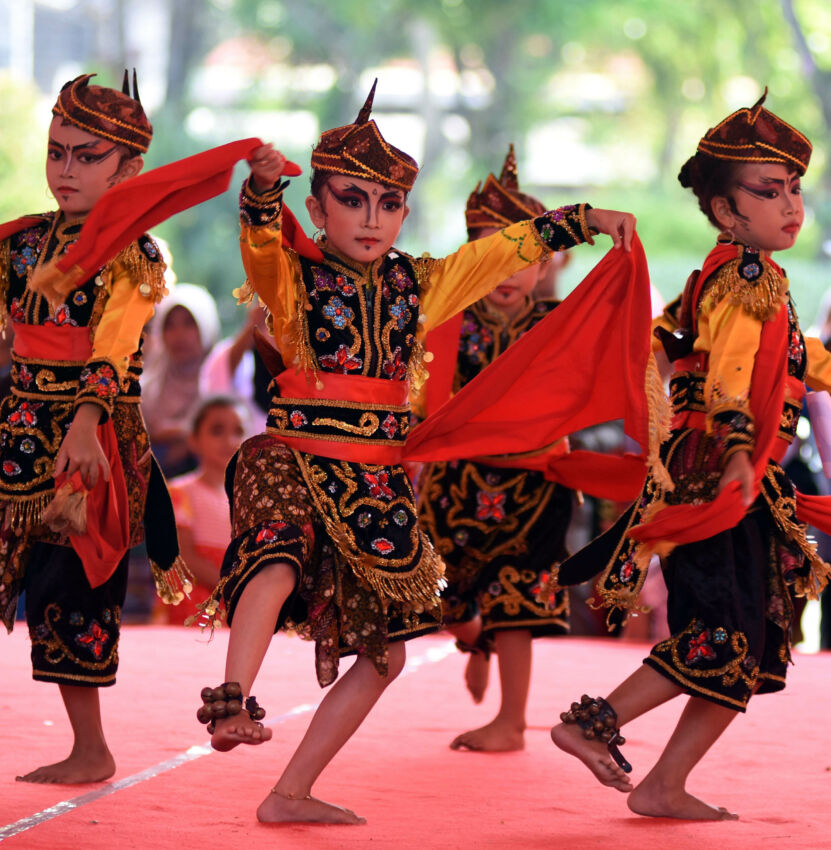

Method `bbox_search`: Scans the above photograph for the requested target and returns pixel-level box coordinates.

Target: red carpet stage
[2,627,830,849]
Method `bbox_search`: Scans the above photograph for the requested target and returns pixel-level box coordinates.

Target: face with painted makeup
[305,174,410,263]
[711,162,804,254]
[46,117,143,223]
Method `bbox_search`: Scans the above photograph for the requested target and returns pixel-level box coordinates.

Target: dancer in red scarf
[551,92,831,820]
[0,73,191,784]
[417,146,574,752]
[194,81,636,825]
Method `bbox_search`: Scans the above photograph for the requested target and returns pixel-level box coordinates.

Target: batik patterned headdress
[465,144,545,230]
[696,88,811,175]
[311,79,418,192]
[52,72,153,154]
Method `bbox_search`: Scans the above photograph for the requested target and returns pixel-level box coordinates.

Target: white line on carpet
[0,640,456,841]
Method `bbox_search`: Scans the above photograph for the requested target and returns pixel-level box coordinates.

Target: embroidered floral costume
[418,149,571,643]
[205,98,595,687]
[0,74,182,686]
[557,99,831,711]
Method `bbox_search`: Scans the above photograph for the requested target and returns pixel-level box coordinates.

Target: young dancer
[0,73,188,784]
[417,146,572,751]
[195,82,635,825]
[550,92,831,820]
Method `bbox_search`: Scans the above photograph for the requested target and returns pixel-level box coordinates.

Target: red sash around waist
[276,370,409,406]
[12,323,93,361]
[271,370,410,464]
[11,323,129,588]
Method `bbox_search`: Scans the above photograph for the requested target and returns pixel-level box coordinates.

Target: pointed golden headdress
[465,144,545,230]
[52,72,152,154]
[311,80,419,191]
[696,88,811,174]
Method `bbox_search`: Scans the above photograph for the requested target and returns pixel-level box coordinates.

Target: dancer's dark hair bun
[677,156,696,189]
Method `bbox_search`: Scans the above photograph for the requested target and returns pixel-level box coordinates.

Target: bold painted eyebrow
[47,137,110,152]
[330,183,369,201]
[331,183,403,202]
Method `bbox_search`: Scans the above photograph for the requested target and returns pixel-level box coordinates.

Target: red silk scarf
[405,237,653,501]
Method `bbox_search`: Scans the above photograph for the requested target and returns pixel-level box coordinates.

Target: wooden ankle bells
[560,695,632,773]
[197,681,266,734]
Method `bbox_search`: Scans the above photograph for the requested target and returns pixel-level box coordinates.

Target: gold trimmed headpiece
[311,80,419,192]
[696,88,811,175]
[465,144,545,231]
[52,72,153,155]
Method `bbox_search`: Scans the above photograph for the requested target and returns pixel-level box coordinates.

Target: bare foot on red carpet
[258,790,366,824]
[450,717,525,751]
[628,780,738,820]
[550,722,632,792]
[16,747,115,784]
[211,713,272,752]
[464,651,490,703]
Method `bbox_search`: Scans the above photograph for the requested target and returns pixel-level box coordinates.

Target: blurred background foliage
[2,0,831,327]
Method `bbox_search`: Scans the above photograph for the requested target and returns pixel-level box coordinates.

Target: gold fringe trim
[0,235,10,336]
[151,556,195,605]
[185,583,227,633]
[707,257,787,323]
[2,491,53,533]
[233,278,255,306]
[285,274,321,385]
[295,451,446,611]
[762,468,831,600]
[407,335,430,394]
[113,240,168,304]
[590,515,655,630]
[645,350,673,492]
[539,563,563,604]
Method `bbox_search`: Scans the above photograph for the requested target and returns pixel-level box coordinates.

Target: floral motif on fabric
[363,470,395,500]
[312,266,337,292]
[322,296,355,329]
[255,520,289,543]
[386,264,414,293]
[46,304,78,327]
[389,296,411,331]
[380,413,398,438]
[8,298,26,323]
[217,435,439,687]
[8,401,42,427]
[11,246,37,277]
[319,344,362,373]
[475,489,507,522]
[74,619,111,659]
[418,458,571,635]
[685,629,717,663]
[79,363,119,401]
[647,617,761,709]
[382,347,407,380]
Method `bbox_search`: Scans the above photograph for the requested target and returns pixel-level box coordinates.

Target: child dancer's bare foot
[16,746,115,784]
[464,651,490,703]
[628,778,738,820]
[257,788,366,824]
[211,713,273,751]
[450,717,525,751]
[550,722,632,792]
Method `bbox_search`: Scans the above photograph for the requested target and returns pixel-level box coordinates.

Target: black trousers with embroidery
[645,503,790,712]
[24,543,128,687]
